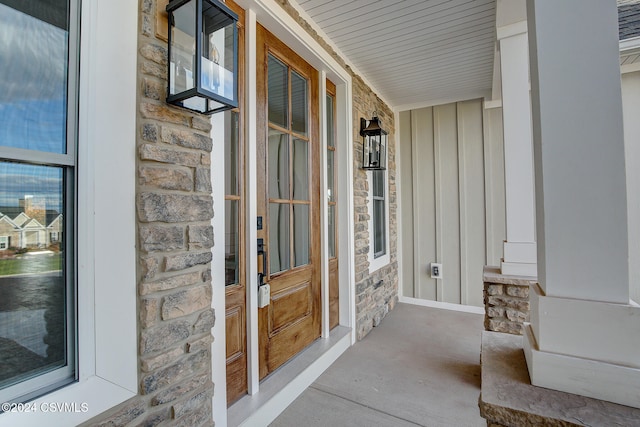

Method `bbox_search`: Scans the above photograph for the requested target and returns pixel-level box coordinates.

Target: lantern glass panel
[202,1,235,102]
[169,0,196,98]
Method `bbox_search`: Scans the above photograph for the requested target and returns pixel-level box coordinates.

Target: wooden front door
[257,24,321,379]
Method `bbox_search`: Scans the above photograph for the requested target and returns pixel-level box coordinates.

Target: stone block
[140,43,168,66]
[172,388,212,419]
[139,166,193,192]
[137,193,213,223]
[486,284,504,296]
[141,123,159,142]
[164,251,213,272]
[135,407,172,427]
[91,398,146,427]
[140,320,190,355]
[187,334,213,353]
[140,297,160,328]
[193,309,215,334]
[161,285,211,320]
[140,271,202,295]
[141,13,153,37]
[141,347,184,373]
[142,77,164,101]
[141,60,167,80]
[201,153,211,166]
[161,127,213,151]
[506,285,529,299]
[139,143,201,167]
[173,404,211,427]
[505,308,527,323]
[140,103,190,126]
[141,350,209,394]
[139,224,185,252]
[487,306,505,318]
[488,319,522,335]
[188,225,214,249]
[488,295,530,312]
[141,256,160,281]
[191,116,212,132]
[151,374,209,406]
[195,167,212,193]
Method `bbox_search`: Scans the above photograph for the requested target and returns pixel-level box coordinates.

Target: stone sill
[479,331,640,426]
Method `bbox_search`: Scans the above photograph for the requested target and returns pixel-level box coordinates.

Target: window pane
[224,111,239,196]
[293,204,309,267]
[374,199,385,257]
[269,203,290,273]
[268,55,288,128]
[225,199,239,286]
[169,0,196,96]
[291,71,307,136]
[268,130,289,200]
[326,95,334,148]
[0,162,69,392]
[327,150,334,202]
[373,170,384,197]
[328,205,336,259]
[292,138,308,201]
[0,2,69,154]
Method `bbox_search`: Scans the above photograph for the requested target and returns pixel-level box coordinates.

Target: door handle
[257,238,268,288]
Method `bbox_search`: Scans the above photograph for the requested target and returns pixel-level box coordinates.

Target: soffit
[294,0,497,110]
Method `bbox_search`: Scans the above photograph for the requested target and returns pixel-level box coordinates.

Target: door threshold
[228,325,351,427]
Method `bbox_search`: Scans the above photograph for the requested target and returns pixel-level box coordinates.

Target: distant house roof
[619,0,640,40]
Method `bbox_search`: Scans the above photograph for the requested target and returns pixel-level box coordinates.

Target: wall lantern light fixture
[166,0,238,114]
[360,113,387,170]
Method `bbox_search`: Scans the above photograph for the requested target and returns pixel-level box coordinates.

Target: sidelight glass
[327,150,334,202]
[293,204,309,267]
[269,203,290,273]
[328,204,336,258]
[225,199,239,286]
[268,55,288,128]
[224,111,239,196]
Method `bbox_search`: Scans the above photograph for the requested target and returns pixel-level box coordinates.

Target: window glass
[292,138,308,201]
[268,55,288,128]
[293,204,309,267]
[268,130,289,200]
[0,0,75,403]
[225,199,239,286]
[372,170,386,258]
[291,71,307,136]
[269,203,290,273]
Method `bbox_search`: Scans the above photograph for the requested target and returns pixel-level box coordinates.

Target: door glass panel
[291,70,307,136]
[225,199,239,286]
[374,199,385,255]
[268,55,288,128]
[326,95,334,148]
[327,150,334,202]
[269,203,290,273]
[292,138,308,201]
[293,204,309,267]
[328,204,336,258]
[268,130,289,200]
[0,3,69,154]
[0,162,67,389]
[225,111,239,196]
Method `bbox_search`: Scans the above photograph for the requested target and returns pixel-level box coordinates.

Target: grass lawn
[0,253,63,276]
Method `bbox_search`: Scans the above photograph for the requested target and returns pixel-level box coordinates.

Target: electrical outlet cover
[430,263,443,279]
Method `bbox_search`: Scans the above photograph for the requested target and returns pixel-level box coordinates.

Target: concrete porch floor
[270,303,485,427]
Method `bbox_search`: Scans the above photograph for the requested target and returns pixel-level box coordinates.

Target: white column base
[500,260,537,277]
[524,284,640,409]
[524,323,640,409]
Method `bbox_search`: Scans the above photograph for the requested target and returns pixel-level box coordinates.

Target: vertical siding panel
[399,110,414,298]
[434,104,460,304]
[458,99,486,307]
[412,107,437,300]
[483,107,506,267]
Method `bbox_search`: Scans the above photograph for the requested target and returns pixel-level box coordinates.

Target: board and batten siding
[399,99,505,307]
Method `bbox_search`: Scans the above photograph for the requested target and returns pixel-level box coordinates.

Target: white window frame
[0,236,7,250]
[0,0,137,424]
[368,168,390,273]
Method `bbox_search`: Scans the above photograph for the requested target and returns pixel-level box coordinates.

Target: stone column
[498,10,537,278]
[524,0,640,408]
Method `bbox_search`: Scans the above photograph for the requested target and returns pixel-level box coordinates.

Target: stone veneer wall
[83,0,216,425]
[483,266,533,335]
[275,0,399,341]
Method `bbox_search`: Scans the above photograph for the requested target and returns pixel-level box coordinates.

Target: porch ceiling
[294,0,497,110]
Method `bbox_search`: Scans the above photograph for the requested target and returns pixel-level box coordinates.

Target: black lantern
[166,0,239,114]
[360,114,387,170]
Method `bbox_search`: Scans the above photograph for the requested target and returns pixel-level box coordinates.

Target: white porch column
[497,0,537,277]
[524,0,640,409]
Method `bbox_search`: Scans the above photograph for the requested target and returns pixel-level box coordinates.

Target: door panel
[257,24,320,379]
